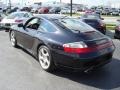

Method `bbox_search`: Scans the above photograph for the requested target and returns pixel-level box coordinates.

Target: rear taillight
[63,42,89,53]
[15,20,23,23]
[63,41,113,54]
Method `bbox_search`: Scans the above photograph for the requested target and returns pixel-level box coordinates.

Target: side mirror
[18,23,24,27]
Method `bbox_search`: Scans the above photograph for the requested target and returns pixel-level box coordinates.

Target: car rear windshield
[54,18,96,33]
[82,14,100,19]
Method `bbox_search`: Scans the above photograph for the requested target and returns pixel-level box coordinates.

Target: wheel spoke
[39,55,44,60]
[45,59,49,65]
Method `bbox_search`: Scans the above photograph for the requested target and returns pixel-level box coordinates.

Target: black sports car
[81,13,106,34]
[9,14,115,72]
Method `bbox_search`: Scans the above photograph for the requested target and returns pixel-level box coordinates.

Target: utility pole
[70,0,72,16]
[8,0,11,9]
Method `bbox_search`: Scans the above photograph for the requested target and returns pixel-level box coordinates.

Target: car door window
[26,18,40,30]
[39,20,57,32]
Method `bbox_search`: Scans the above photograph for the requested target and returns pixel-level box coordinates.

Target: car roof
[83,13,100,16]
[34,14,67,20]
[81,14,101,21]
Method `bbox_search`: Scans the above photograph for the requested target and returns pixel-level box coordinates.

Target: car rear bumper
[56,53,112,71]
[52,45,115,70]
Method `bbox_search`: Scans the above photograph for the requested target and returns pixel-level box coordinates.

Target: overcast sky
[1,0,120,6]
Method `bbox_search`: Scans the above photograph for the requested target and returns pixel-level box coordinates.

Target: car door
[16,17,40,50]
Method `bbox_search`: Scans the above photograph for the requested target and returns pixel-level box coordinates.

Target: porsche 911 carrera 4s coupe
[9,14,115,72]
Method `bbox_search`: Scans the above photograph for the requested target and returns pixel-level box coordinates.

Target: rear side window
[39,20,57,32]
[54,18,95,33]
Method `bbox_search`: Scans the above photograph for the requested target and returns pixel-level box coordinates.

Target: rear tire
[38,45,55,72]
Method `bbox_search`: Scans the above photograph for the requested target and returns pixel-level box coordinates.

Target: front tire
[10,31,17,47]
[38,45,55,72]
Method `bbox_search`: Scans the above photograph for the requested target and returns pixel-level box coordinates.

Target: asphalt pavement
[0,30,120,90]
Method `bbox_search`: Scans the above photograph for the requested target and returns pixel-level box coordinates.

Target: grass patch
[106,24,116,30]
[106,26,115,30]
[64,13,81,17]
[106,23,116,26]
[102,15,120,17]
[64,13,120,18]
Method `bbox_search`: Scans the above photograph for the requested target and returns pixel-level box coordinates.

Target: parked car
[102,9,111,15]
[112,10,119,16]
[0,13,6,21]
[95,9,102,15]
[38,7,49,14]
[114,20,120,39]
[21,7,31,12]
[9,14,115,72]
[8,7,19,14]
[0,13,7,29]
[49,7,61,14]
[85,9,94,14]
[80,13,106,34]
[118,8,120,13]
[0,8,3,13]
[90,7,96,12]
[61,8,76,14]
[1,11,33,31]
[31,8,38,13]
[60,8,69,14]
[110,8,116,13]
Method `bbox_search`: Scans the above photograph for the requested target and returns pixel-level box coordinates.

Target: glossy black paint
[10,14,115,70]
